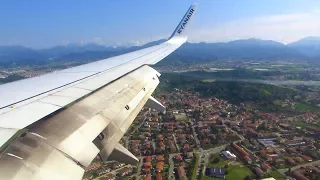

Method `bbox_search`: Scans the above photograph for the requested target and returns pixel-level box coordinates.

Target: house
[174,154,183,161]
[156,173,162,180]
[118,167,133,177]
[300,155,312,162]
[145,156,152,162]
[221,151,237,161]
[143,167,151,174]
[254,167,264,177]
[261,162,272,172]
[244,156,252,164]
[156,162,164,172]
[177,166,188,180]
[205,167,225,178]
[102,174,116,180]
[85,162,101,172]
[183,143,190,151]
[291,166,320,180]
[143,162,152,168]
[232,143,249,157]
[286,157,296,166]
[203,138,209,144]
[156,155,165,161]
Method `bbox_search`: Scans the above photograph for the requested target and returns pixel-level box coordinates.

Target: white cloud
[188,11,320,44]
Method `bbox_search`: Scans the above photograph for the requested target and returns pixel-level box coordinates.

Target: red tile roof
[174,154,183,161]
[261,162,271,170]
[156,173,162,180]
[145,156,152,162]
[156,155,165,161]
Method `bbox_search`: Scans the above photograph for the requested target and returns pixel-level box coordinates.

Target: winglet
[169,4,197,39]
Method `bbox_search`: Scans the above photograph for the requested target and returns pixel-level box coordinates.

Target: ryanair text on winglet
[177,8,195,34]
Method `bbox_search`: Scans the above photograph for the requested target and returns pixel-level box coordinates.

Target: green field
[202,79,216,83]
[295,103,320,112]
[269,171,286,180]
[226,166,253,179]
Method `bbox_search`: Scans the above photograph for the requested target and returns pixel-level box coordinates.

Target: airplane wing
[0,4,197,180]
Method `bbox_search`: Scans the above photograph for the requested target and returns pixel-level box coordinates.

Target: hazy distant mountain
[0,46,46,65]
[158,38,306,65]
[0,37,316,67]
[40,43,122,58]
[288,36,320,57]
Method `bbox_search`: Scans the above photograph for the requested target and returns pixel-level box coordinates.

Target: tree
[288,167,292,175]
[213,157,220,164]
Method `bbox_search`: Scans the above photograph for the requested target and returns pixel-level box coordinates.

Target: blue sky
[1,0,320,48]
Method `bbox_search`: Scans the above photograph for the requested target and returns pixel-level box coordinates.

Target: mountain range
[0,37,320,67]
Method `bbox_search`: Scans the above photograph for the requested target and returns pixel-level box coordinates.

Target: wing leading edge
[0,4,197,180]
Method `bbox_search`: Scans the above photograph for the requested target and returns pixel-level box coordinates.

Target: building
[221,151,237,161]
[300,155,312,162]
[205,167,225,178]
[254,167,264,177]
[244,156,252,164]
[177,166,188,180]
[156,173,162,180]
[156,162,164,173]
[156,155,165,161]
[286,157,296,166]
[232,143,249,157]
[118,167,133,177]
[261,162,272,172]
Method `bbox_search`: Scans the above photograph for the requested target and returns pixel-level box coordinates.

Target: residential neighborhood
[84,88,320,180]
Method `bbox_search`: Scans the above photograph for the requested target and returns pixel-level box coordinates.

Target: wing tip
[169,4,197,40]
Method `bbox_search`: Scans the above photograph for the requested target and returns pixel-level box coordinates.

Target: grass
[191,153,200,180]
[226,166,253,179]
[295,103,320,112]
[269,171,286,180]
[207,153,229,167]
[202,79,216,83]
[294,121,308,127]
[294,120,320,128]
[262,89,271,95]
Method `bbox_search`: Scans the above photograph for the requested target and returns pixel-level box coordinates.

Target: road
[222,123,244,140]
[190,122,201,149]
[168,153,178,180]
[172,134,180,152]
[134,157,144,179]
[278,159,320,174]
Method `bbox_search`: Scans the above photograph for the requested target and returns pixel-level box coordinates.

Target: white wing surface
[0,4,197,180]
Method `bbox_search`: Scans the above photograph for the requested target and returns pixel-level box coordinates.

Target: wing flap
[0,133,85,180]
[108,143,139,165]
